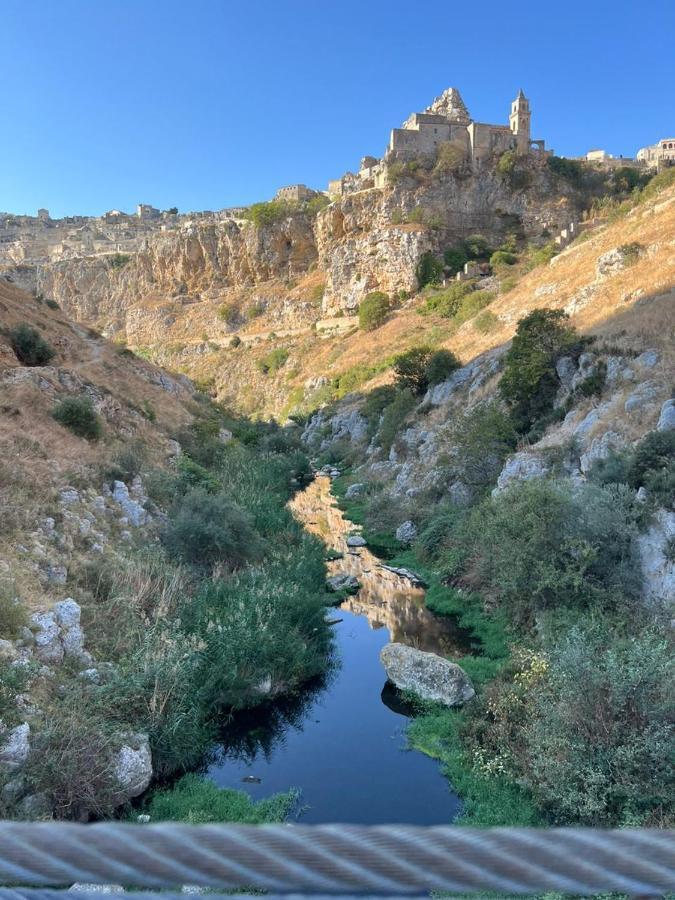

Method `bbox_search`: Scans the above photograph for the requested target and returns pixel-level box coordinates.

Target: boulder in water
[380,643,475,707]
[326,574,360,593]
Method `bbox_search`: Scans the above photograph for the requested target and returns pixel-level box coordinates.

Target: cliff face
[3,158,587,343]
[316,160,582,313]
[30,215,317,338]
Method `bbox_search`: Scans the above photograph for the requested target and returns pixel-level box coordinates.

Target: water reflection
[207,476,466,824]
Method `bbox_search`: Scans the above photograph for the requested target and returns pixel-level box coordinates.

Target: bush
[108,253,131,269]
[230,335,242,349]
[499,308,579,431]
[0,590,26,639]
[358,291,391,331]
[163,487,263,568]
[139,773,299,824]
[474,310,498,333]
[463,234,491,260]
[378,389,416,452]
[9,324,55,366]
[218,303,240,326]
[443,246,468,275]
[490,250,517,267]
[416,251,443,289]
[45,298,60,310]
[52,397,103,440]
[466,480,641,626]
[590,430,675,508]
[547,155,584,185]
[22,700,120,819]
[244,200,292,227]
[524,625,673,825]
[496,150,517,177]
[442,400,517,491]
[425,349,461,385]
[393,347,432,395]
[422,281,475,317]
[258,347,289,375]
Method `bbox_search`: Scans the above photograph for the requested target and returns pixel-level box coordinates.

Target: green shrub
[589,430,675,508]
[108,253,131,269]
[393,347,432,395]
[358,291,391,331]
[378,389,416,452]
[45,298,60,310]
[230,335,242,349]
[497,149,517,177]
[453,289,497,326]
[163,488,263,568]
[218,302,240,326]
[52,397,103,440]
[361,384,398,433]
[524,625,673,825]
[474,310,498,333]
[422,281,475,317]
[463,234,491,259]
[547,155,584,185]
[139,774,299,824]
[258,347,289,375]
[9,324,56,366]
[442,400,517,491]
[466,480,641,626]
[244,200,292,227]
[0,590,26,639]
[416,251,443,289]
[617,241,643,265]
[490,250,517,267]
[499,308,580,431]
[526,241,558,269]
[425,349,461,385]
[443,246,468,275]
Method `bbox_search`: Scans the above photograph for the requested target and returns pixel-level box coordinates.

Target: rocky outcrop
[114,733,153,800]
[493,451,550,495]
[379,643,474,706]
[657,399,675,432]
[637,510,675,605]
[0,723,30,770]
[30,599,91,666]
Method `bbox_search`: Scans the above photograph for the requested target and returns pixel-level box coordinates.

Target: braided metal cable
[0,823,673,896]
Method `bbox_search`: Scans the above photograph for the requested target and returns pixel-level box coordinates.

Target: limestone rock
[636,349,659,369]
[345,482,365,499]
[380,643,474,706]
[395,520,418,544]
[580,431,626,475]
[493,452,549,495]
[657,399,675,432]
[114,733,152,799]
[0,723,30,770]
[31,611,63,664]
[326,574,360,593]
[555,356,576,388]
[637,510,675,604]
[112,480,148,527]
[346,534,367,547]
[624,381,663,414]
[378,565,427,588]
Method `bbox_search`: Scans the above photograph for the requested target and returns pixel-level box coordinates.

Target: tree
[416,252,443,289]
[9,324,55,366]
[393,347,432,395]
[358,292,391,331]
[499,308,579,431]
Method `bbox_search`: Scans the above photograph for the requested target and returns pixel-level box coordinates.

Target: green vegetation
[218,302,240,326]
[0,590,26,639]
[9,324,56,366]
[258,347,289,374]
[589,429,675,508]
[547,155,584,186]
[52,396,103,440]
[415,251,443,288]
[45,298,60,310]
[434,140,467,175]
[139,774,299,824]
[108,253,131,269]
[243,200,293,227]
[490,249,517,267]
[358,291,391,331]
[474,310,498,333]
[499,308,582,432]
[393,346,460,396]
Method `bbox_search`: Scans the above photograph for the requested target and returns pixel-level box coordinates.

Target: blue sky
[1,0,673,218]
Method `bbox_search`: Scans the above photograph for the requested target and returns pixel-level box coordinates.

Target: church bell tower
[509,89,531,154]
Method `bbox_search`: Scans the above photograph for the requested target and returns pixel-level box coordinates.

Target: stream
[207,476,472,824]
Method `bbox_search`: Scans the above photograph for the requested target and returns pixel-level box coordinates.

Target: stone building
[37,208,50,221]
[329,87,549,196]
[136,203,161,220]
[637,138,675,171]
[274,184,319,203]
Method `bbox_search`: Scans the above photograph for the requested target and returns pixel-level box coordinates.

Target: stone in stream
[380,643,475,707]
[346,534,367,547]
[377,564,427,588]
[326,573,360,593]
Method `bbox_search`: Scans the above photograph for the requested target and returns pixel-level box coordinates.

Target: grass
[408,709,541,826]
[137,773,300,824]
